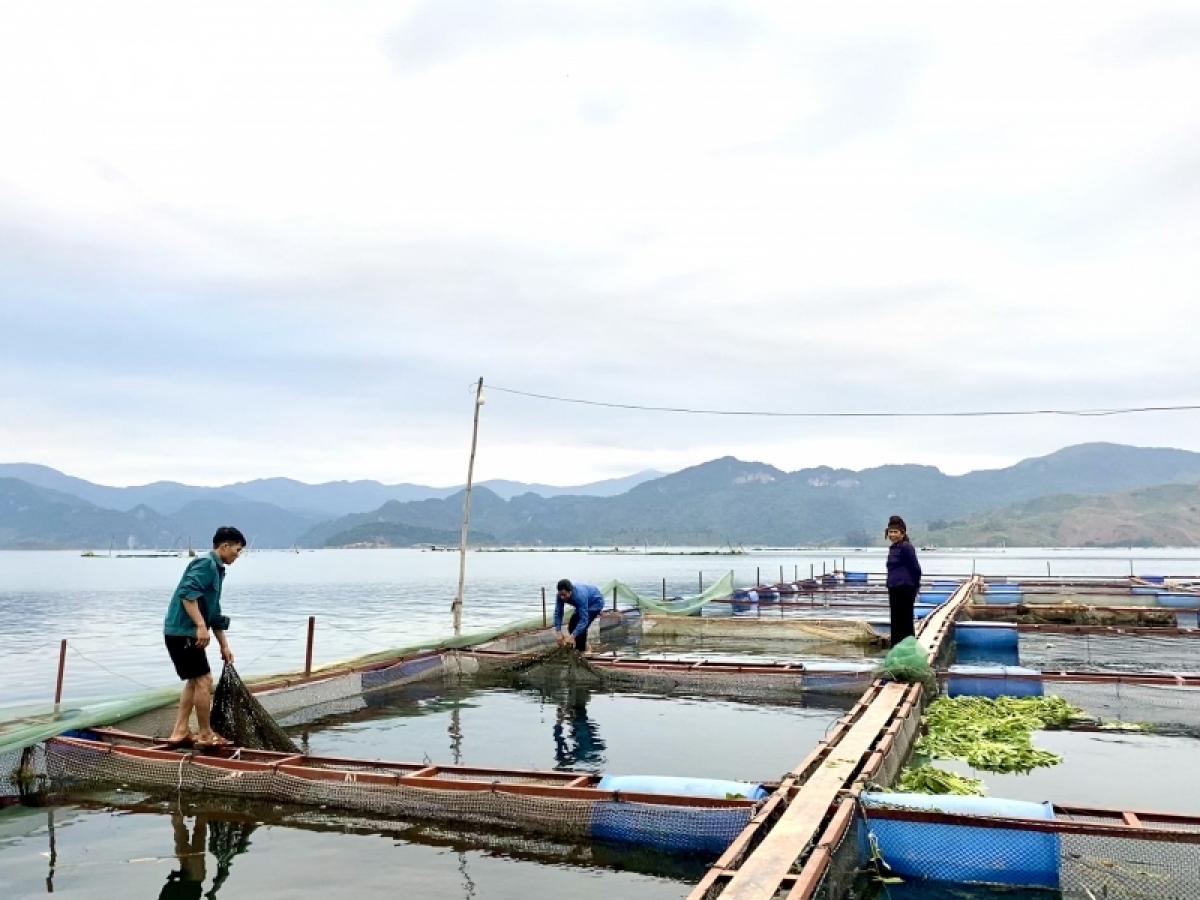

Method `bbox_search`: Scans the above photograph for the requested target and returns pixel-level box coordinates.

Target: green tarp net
[0,614,546,758]
[599,571,734,616]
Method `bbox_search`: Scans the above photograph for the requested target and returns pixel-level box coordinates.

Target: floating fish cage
[7,571,1200,900]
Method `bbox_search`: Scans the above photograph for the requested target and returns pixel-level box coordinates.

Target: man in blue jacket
[163,526,245,748]
[554,579,606,651]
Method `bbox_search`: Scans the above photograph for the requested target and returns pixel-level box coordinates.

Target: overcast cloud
[0,1,1197,487]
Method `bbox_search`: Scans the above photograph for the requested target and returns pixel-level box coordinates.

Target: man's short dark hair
[212,526,247,548]
[557,579,573,593]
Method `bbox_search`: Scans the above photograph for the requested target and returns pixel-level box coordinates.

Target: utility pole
[452,378,485,636]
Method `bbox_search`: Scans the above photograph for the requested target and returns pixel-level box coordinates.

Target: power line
[488,385,1200,419]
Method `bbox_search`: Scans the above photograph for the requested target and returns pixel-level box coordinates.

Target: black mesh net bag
[210,664,301,753]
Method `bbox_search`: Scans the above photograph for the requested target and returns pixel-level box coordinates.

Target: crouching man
[163,526,244,748]
[553,578,606,652]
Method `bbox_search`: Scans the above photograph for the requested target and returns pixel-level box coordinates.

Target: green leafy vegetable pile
[913,695,1082,775]
[895,765,986,796]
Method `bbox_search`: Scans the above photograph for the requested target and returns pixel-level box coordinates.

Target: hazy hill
[7,443,1200,549]
[0,464,665,517]
[303,444,1200,548]
[925,483,1200,547]
[0,478,175,550]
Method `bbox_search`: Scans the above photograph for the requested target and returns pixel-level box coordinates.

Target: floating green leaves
[914,695,1082,775]
[896,765,986,796]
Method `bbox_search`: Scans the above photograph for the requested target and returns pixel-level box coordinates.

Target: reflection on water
[0,791,702,899]
[289,675,851,784]
[552,685,607,771]
[157,813,255,900]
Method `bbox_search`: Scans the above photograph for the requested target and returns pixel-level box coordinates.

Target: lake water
[4,547,1198,710]
[291,678,852,781]
[5,547,1200,899]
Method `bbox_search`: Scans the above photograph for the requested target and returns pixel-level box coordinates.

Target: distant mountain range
[0,464,666,517]
[306,442,1200,548]
[3,443,1200,550]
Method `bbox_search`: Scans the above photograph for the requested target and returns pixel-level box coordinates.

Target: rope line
[488,385,1200,419]
[66,645,155,690]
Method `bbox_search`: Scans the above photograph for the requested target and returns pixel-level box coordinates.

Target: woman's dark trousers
[888,585,917,647]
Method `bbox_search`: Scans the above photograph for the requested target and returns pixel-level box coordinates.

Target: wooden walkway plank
[708,578,978,900]
[717,681,909,899]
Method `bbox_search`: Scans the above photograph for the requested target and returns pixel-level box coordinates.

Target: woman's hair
[886,515,908,538]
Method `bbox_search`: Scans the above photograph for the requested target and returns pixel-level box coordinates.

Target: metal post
[794,564,798,580]
[542,587,547,627]
[54,639,67,706]
[699,571,703,592]
[1047,561,1051,577]
[756,566,760,587]
[612,585,618,612]
[780,565,784,584]
[810,563,814,580]
[452,377,485,636]
[305,616,315,676]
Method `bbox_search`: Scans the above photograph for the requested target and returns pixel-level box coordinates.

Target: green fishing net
[879,637,937,694]
[210,665,300,754]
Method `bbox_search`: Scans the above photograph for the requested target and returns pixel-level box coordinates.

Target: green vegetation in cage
[895,765,986,796]
[915,695,1082,775]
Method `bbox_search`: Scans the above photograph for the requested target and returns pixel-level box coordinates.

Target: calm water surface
[5,547,1196,709]
[0,796,696,899]
[4,548,1200,898]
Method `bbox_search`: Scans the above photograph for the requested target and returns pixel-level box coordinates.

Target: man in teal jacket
[163,526,245,747]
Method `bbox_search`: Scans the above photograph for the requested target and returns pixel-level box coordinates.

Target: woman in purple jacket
[884,515,922,646]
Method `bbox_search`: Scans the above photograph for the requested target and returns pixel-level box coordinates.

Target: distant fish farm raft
[6,566,1200,899]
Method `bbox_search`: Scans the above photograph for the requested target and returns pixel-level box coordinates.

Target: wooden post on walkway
[542,587,547,627]
[452,377,485,636]
[54,639,67,706]
[305,617,315,676]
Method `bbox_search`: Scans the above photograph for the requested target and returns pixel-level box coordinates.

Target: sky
[1,1,1198,488]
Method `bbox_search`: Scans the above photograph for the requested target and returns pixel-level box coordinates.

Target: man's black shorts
[164,635,211,681]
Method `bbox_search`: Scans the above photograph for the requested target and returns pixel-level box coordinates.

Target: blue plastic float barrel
[800,661,877,693]
[913,603,938,619]
[1138,575,1167,584]
[955,622,1018,649]
[1130,586,1161,595]
[1158,592,1200,608]
[947,664,1043,698]
[597,774,767,800]
[589,801,751,854]
[844,572,869,583]
[918,591,953,605]
[858,793,1059,889]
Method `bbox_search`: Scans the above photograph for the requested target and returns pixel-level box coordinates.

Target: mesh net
[856,803,1200,900]
[880,638,938,695]
[42,739,755,855]
[210,664,300,753]
[603,572,735,616]
[640,616,885,646]
[1018,633,1200,674]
